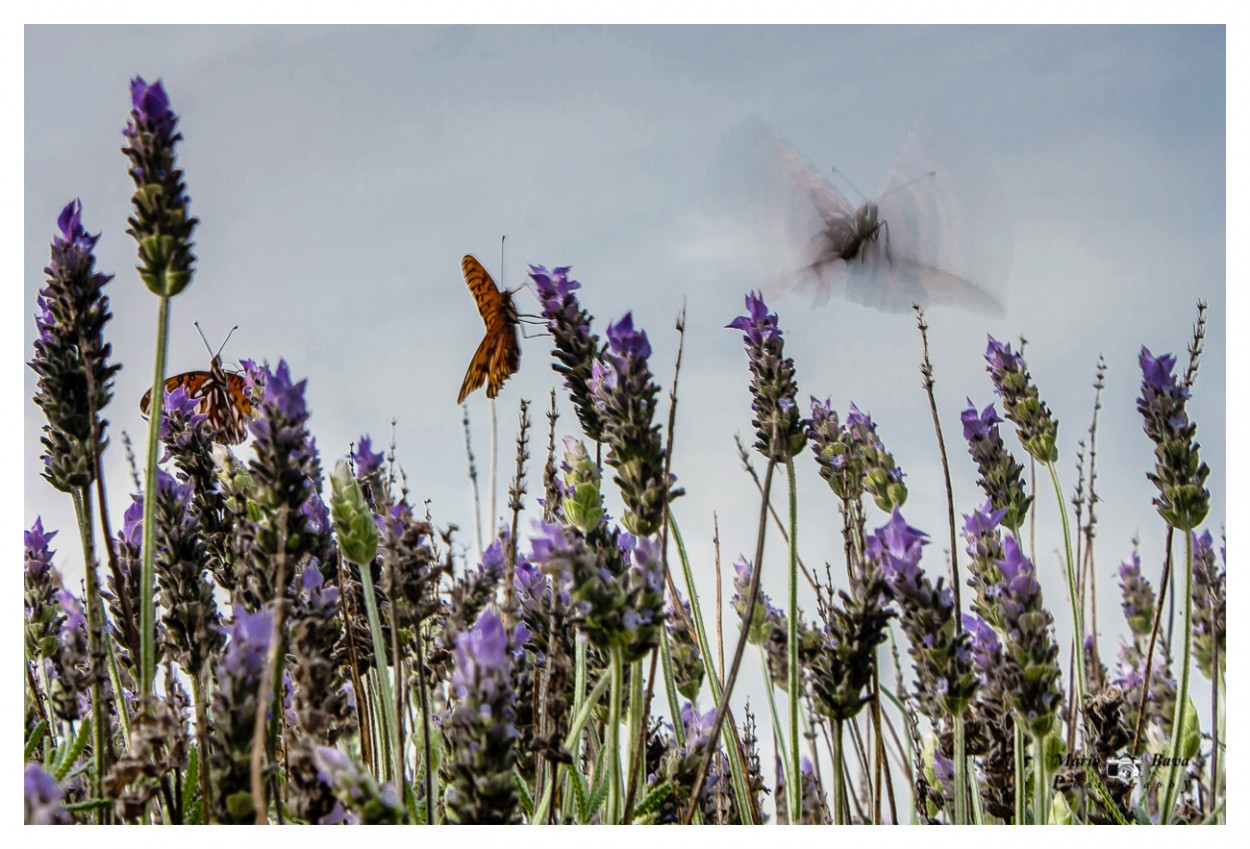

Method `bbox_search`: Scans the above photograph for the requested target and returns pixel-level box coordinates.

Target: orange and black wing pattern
[457,255,520,404]
[140,360,254,445]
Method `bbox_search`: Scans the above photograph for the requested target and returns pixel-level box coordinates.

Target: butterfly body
[139,356,253,445]
[813,199,886,264]
[457,254,521,404]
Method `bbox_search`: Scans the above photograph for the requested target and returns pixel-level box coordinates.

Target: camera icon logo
[1104,755,1141,786]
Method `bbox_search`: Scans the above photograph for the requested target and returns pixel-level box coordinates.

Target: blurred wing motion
[767,117,1010,316]
[457,254,521,404]
[139,357,253,445]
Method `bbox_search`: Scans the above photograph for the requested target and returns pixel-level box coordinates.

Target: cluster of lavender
[871,510,978,721]
[441,609,521,824]
[808,397,907,521]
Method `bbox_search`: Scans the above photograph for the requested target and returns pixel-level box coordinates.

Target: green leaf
[570,764,591,823]
[24,720,47,762]
[587,767,610,821]
[54,718,91,782]
[513,769,535,819]
[1081,765,1129,826]
[407,781,424,824]
[64,798,112,814]
[631,780,672,821]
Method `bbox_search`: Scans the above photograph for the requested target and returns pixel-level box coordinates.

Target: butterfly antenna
[194,321,214,357]
[874,170,938,203]
[501,234,507,290]
[829,165,870,204]
[215,325,240,359]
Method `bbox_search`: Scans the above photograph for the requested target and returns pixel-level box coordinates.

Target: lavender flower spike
[1137,346,1210,530]
[533,263,604,440]
[591,312,680,536]
[995,536,1063,738]
[728,291,806,461]
[122,76,198,296]
[443,608,521,824]
[985,336,1058,463]
[961,398,1031,531]
[29,199,120,492]
[1190,529,1225,679]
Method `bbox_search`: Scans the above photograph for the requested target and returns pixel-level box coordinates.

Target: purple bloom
[129,76,171,124]
[452,608,510,696]
[628,534,665,591]
[120,497,145,550]
[301,491,331,537]
[726,290,780,347]
[239,357,266,396]
[867,508,929,591]
[24,517,57,579]
[961,398,1002,441]
[605,312,651,362]
[513,558,547,600]
[221,609,273,681]
[263,359,308,421]
[24,764,71,825]
[480,533,508,578]
[963,502,1007,538]
[870,510,977,717]
[301,563,339,609]
[55,198,99,254]
[354,434,384,476]
[985,335,1021,373]
[531,264,578,313]
[56,589,86,634]
[962,614,1002,674]
[1139,348,1181,396]
[680,701,718,745]
[588,312,675,536]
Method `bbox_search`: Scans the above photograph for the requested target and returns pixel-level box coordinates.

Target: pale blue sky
[21,24,1227,809]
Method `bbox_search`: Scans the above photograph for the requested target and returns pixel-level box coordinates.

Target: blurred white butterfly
[760,116,1012,316]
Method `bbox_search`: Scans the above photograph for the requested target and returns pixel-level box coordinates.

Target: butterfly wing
[772,132,855,233]
[765,131,866,302]
[213,371,252,444]
[139,372,213,416]
[138,365,253,445]
[458,333,493,404]
[486,320,521,399]
[863,111,1010,315]
[457,323,521,404]
[463,254,504,330]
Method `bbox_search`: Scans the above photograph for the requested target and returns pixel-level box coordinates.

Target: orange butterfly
[140,355,253,445]
[457,254,521,404]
